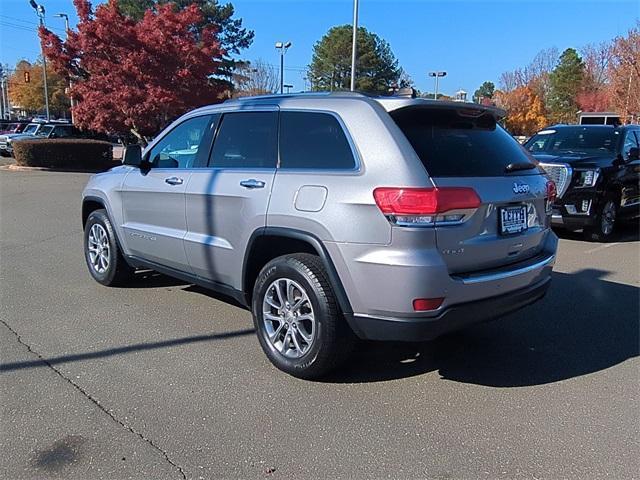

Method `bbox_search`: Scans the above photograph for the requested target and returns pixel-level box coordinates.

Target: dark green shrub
[13,139,117,170]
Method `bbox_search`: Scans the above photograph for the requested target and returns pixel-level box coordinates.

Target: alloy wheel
[87,223,110,274]
[262,278,316,359]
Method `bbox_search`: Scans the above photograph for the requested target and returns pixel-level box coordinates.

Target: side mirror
[628,147,640,161]
[122,144,142,166]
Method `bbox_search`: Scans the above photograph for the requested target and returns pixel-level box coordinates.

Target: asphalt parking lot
[1,169,639,479]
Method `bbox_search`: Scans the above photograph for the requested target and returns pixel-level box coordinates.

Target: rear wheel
[252,253,355,379]
[584,196,618,242]
[84,209,135,286]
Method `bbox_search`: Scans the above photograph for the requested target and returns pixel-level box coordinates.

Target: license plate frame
[499,205,528,235]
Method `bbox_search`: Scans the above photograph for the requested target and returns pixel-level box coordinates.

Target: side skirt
[126,255,249,309]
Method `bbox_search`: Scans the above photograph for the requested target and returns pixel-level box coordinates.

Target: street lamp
[275,41,292,94]
[29,0,50,121]
[53,12,74,123]
[428,71,447,100]
[53,12,69,30]
[350,0,359,91]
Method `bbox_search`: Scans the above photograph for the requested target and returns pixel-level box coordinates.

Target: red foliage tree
[39,0,226,143]
[576,90,612,112]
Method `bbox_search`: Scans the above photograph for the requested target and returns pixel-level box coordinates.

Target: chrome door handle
[240,179,266,189]
[165,176,184,186]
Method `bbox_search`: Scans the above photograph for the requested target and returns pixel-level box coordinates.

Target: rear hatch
[390,104,552,274]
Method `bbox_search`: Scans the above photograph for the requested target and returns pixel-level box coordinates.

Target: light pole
[0,69,9,120]
[350,0,359,91]
[54,12,74,123]
[428,71,447,100]
[275,41,292,94]
[29,0,50,121]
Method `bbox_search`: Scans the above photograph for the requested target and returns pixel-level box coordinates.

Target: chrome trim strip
[539,162,572,199]
[452,254,555,285]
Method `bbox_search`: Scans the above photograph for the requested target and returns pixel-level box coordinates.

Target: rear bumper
[346,276,551,342]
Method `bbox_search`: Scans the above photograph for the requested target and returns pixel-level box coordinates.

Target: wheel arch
[82,195,131,262]
[82,196,107,227]
[242,227,353,318]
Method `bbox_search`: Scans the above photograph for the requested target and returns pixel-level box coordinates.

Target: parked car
[0,122,77,156]
[0,121,31,135]
[525,124,640,241]
[19,123,79,141]
[82,93,557,378]
[0,123,43,156]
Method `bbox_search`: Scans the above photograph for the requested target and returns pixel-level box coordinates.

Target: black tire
[583,195,618,242]
[252,253,355,379]
[84,209,135,286]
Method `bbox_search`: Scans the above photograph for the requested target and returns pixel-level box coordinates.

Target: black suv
[525,124,640,241]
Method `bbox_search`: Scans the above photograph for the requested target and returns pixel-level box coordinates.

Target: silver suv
[82,92,557,378]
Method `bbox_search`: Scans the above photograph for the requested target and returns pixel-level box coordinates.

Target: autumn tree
[8,60,70,118]
[495,86,548,136]
[309,25,402,94]
[233,59,278,97]
[576,42,613,112]
[547,48,585,123]
[39,0,226,143]
[608,22,640,121]
[499,47,559,100]
[117,0,253,87]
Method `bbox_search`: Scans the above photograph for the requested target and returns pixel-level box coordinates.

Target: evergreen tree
[548,48,585,123]
[474,81,495,101]
[309,25,401,94]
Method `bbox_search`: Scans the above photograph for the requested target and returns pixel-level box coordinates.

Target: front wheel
[584,196,618,242]
[84,209,135,286]
[252,253,355,379]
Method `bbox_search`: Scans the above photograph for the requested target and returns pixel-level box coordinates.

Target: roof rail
[225,91,370,103]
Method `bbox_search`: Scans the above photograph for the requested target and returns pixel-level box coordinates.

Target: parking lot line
[584,242,621,254]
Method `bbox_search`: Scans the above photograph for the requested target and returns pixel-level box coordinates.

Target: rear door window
[391,107,535,177]
[209,112,278,169]
[279,111,356,169]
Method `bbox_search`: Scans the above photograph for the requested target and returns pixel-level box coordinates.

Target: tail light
[373,187,480,226]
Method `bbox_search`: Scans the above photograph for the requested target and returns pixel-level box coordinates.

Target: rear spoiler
[375,97,506,120]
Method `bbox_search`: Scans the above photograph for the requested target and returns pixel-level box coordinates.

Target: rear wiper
[505,162,537,172]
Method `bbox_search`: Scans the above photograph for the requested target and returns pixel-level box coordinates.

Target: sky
[1,0,638,96]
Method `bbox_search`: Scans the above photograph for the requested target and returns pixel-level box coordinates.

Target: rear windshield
[525,127,620,156]
[391,107,535,177]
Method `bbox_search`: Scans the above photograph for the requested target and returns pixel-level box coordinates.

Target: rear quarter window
[391,107,535,177]
[279,111,355,169]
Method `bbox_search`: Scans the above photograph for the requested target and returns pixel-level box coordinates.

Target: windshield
[38,125,55,137]
[526,127,620,156]
[22,124,39,135]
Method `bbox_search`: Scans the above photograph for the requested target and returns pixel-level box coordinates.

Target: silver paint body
[83,93,557,321]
